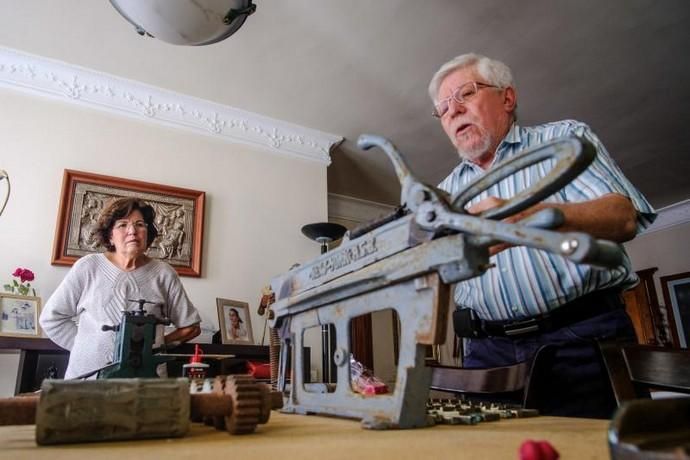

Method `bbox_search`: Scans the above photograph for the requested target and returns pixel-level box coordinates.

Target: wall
[0,89,327,396]
[625,222,690,303]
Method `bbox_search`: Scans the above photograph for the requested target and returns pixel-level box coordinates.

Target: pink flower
[21,269,34,283]
[12,268,35,283]
[5,268,37,297]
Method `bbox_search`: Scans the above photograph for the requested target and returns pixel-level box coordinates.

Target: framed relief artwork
[660,271,690,348]
[0,293,41,338]
[51,169,205,277]
[216,298,254,345]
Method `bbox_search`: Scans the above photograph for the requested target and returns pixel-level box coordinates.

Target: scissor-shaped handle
[451,137,595,219]
[415,202,623,268]
[358,133,622,268]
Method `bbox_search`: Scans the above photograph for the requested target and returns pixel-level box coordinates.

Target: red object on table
[519,440,559,460]
[246,361,271,379]
[190,344,204,364]
[183,344,210,379]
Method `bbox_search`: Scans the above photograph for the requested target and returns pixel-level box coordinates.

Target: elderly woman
[40,197,201,378]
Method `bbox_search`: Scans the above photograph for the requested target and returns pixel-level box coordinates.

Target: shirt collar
[493,122,522,163]
[503,122,522,145]
[455,122,522,172]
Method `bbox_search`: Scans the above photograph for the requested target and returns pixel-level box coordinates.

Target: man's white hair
[428,53,515,104]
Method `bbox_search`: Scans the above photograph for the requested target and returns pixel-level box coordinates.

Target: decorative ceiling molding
[642,199,690,235]
[0,46,343,164]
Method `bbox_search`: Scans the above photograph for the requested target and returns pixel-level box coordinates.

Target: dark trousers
[463,308,636,418]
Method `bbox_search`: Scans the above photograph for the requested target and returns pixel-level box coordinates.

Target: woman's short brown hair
[95,197,158,251]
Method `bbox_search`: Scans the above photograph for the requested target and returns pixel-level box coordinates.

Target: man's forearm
[544,193,638,242]
[468,193,639,256]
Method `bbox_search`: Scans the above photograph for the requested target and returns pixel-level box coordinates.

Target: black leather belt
[453,288,624,339]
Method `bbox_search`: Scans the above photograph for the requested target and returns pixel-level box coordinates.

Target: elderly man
[429,53,656,418]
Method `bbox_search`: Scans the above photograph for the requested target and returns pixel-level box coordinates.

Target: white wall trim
[327,193,690,236]
[328,193,396,224]
[643,199,690,234]
[0,46,343,164]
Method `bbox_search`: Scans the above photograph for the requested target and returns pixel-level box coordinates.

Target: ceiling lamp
[109,0,256,46]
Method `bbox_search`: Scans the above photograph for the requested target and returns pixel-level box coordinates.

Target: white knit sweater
[40,253,201,378]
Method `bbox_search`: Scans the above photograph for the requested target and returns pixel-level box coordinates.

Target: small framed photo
[216,298,254,345]
[0,294,42,338]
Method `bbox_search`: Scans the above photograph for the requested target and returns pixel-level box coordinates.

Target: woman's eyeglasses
[113,220,147,232]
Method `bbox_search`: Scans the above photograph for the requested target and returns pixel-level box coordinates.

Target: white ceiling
[1,1,689,208]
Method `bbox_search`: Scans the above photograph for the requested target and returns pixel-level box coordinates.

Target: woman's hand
[164,323,201,345]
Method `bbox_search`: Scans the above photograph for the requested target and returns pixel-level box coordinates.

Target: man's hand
[465,193,637,256]
[466,197,515,255]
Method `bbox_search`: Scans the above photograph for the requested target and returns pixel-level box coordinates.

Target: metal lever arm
[416,201,623,268]
[451,137,596,219]
[471,208,564,247]
[358,134,413,186]
[358,134,448,212]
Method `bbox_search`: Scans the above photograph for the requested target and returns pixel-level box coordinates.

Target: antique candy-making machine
[97,298,172,379]
[269,134,624,429]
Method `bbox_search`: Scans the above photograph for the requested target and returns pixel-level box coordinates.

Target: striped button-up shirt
[438,120,656,321]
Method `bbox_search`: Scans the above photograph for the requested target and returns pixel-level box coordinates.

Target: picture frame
[51,169,205,277]
[0,294,42,338]
[216,298,254,345]
[660,271,690,348]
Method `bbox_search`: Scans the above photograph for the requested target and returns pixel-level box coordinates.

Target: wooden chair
[598,342,690,405]
[430,361,530,403]
[429,345,558,407]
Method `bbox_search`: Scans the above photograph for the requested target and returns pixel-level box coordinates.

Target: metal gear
[207,376,229,430]
[222,375,262,434]
[202,374,281,434]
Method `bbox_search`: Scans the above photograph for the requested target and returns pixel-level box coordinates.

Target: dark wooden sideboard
[0,337,70,395]
[0,337,280,395]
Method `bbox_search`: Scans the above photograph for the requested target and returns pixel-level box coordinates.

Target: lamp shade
[110,0,256,46]
[301,223,347,244]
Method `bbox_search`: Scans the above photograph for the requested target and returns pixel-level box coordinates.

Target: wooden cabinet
[623,268,672,346]
[0,338,273,395]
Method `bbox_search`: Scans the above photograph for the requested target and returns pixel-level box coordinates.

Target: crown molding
[0,46,343,164]
[642,199,690,235]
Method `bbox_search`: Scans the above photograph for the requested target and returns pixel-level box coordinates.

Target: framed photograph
[0,294,41,338]
[216,298,254,345]
[51,169,205,277]
[660,271,690,349]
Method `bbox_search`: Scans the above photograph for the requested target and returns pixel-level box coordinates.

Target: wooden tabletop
[0,411,610,459]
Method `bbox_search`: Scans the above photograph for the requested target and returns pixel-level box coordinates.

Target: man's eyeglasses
[113,220,148,232]
[432,81,500,118]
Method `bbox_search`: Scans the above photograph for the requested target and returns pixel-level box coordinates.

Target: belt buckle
[503,318,540,337]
